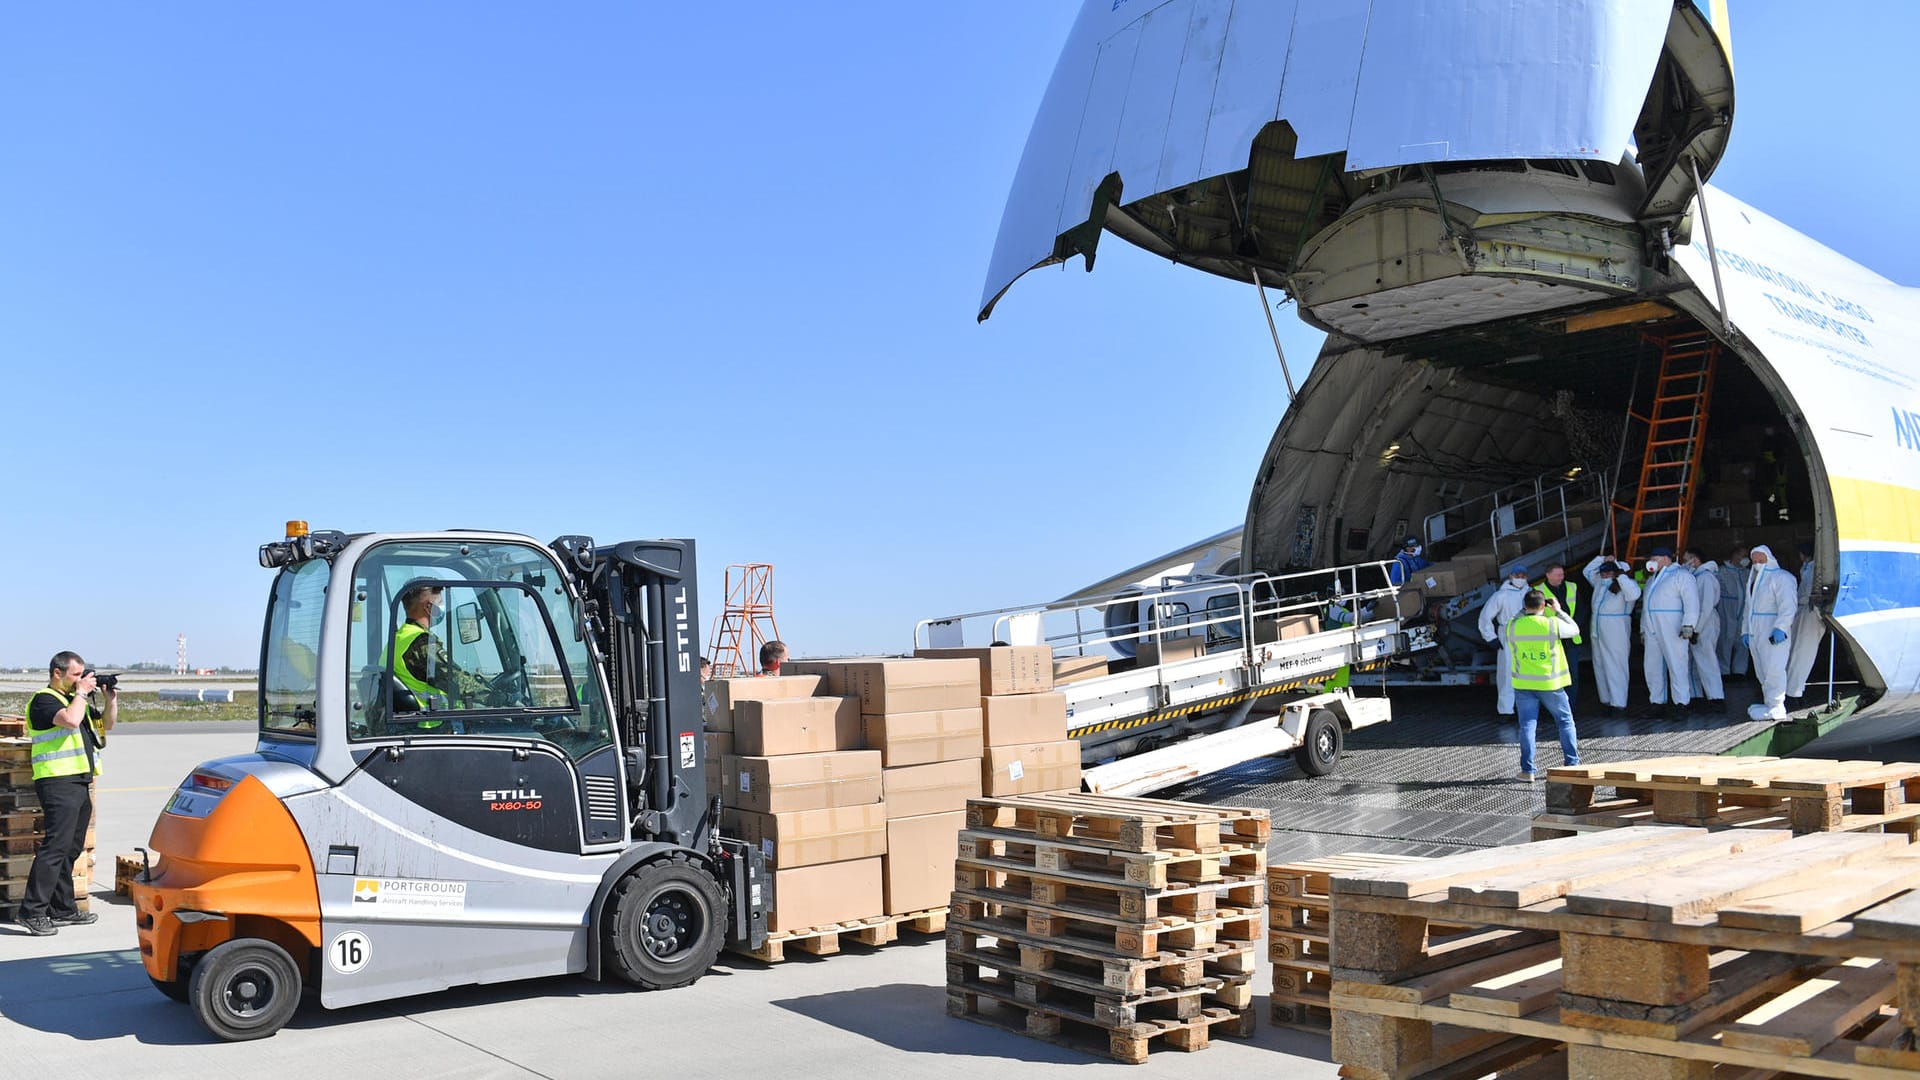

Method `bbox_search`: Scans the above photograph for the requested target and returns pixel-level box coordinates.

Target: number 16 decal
[329,930,371,974]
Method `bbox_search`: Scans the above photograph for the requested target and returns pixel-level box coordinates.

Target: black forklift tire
[1293,709,1344,777]
[188,937,302,1041]
[150,973,189,1003]
[604,854,726,990]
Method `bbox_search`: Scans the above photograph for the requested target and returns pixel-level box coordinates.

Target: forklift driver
[391,583,491,715]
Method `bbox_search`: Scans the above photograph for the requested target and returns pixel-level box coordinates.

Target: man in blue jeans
[1504,588,1582,781]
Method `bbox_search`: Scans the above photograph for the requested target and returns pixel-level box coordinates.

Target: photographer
[17,651,116,936]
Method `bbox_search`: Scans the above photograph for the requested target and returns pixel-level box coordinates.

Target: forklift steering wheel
[484,669,529,707]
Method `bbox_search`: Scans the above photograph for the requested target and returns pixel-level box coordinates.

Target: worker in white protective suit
[1717,546,1750,678]
[1582,555,1640,717]
[1783,541,1826,708]
[1638,546,1699,721]
[1742,544,1798,721]
[1478,566,1533,718]
[1682,548,1727,714]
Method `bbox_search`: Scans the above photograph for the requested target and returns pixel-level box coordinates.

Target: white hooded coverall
[1641,562,1700,707]
[1715,559,1749,675]
[1479,578,1531,715]
[1744,545,1799,720]
[1583,557,1641,709]
[1689,561,1725,702]
[1784,559,1825,700]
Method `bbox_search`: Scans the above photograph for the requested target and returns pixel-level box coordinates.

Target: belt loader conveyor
[916,561,1410,796]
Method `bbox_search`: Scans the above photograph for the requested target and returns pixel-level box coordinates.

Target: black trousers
[23,776,92,920]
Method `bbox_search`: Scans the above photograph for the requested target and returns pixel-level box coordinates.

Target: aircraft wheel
[1293,709,1344,777]
[605,854,725,990]
[189,938,302,1041]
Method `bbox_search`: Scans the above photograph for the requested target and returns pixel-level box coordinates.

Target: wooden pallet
[727,906,946,963]
[1325,825,1920,1080]
[0,718,26,738]
[957,827,1266,891]
[946,963,1254,1064]
[948,922,1253,995]
[952,882,1262,958]
[1541,755,1920,836]
[1268,851,1435,1032]
[964,793,1270,854]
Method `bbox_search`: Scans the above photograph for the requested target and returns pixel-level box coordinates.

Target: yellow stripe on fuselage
[1830,476,1920,547]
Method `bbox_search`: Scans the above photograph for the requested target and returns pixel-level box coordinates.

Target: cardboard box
[1052,655,1108,685]
[862,707,984,768]
[780,658,885,696]
[731,696,862,756]
[981,693,1068,747]
[838,659,979,715]
[728,751,883,814]
[725,803,887,868]
[1391,589,1425,620]
[982,740,1082,797]
[884,811,964,914]
[703,675,822,732]
[882,759,982,818]
[768,857,884,932]
[1258,613,1321,641]
[914,646,1055,695]
[704,731,733,760]
[1135,635,1204,666]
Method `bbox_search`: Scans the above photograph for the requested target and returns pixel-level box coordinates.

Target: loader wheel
[605,855,725,990]
[1293,710,1344,777]
[188,938,302,1041]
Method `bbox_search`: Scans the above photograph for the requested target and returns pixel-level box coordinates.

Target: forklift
[128,523,768,1040]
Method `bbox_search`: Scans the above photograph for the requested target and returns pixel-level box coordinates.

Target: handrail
[914,560,1405,672]
[1424,469,1609,553]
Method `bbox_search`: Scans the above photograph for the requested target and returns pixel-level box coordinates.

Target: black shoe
[1785,695,1807,711]
[1610,705,1630,718]
[1663,703,1686,722]
[1636,704,1664,720]
[18,916,56,937]
[52,911,97,926]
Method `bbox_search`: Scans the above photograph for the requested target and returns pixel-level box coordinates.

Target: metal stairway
[1620,331,1721,560]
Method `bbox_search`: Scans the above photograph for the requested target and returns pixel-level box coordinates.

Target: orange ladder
[706,563,782,678]
[1620,332,1721,560]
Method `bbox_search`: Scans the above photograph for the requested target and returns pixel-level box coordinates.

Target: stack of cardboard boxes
[918,646,1081,799]
[705,675,887,934]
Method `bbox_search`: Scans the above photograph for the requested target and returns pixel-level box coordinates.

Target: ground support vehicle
[127,525,768,1040]
[918,561,1410,794]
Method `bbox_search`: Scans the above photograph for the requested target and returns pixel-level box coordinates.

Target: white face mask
[1739,559,1750,568]
[1408,546,1422,557]
[1646,560,1661,573]
[1510,577,1527,587]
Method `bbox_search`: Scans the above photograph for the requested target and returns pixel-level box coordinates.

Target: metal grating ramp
[1162,685,1782,860]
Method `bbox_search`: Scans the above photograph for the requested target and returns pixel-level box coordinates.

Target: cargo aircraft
[977,1,1920,750]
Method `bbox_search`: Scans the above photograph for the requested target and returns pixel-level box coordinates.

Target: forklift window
[260,558,328,735]
[344,540,612,759]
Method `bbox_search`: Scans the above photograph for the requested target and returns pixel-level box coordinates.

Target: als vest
[29,687,96,780]
[1535,579,1582,645]
[1505,613,1572,692]
[391,623,446,702]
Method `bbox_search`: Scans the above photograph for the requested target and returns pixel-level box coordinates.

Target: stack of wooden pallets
[1533,755,1920,841]
[945,793,1267,1063]
[1268,851,1435,1032]
[0,716,96,920]
[1327,826,1920,1079]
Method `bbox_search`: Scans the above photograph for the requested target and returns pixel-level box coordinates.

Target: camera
[81,669,119,692]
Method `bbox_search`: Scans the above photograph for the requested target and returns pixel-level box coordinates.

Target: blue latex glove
[1741,633,1751,648]
[1769,628,1788,645]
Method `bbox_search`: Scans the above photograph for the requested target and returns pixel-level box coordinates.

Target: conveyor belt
[1162,683,1784,860]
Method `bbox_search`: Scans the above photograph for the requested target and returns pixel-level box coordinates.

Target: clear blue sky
[2,3,1913,669]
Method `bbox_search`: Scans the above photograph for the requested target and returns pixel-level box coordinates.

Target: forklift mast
[554,536,711,850]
